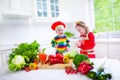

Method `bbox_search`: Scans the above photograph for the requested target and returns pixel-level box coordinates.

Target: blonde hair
[75,21,89,34]
[55,25,65,31]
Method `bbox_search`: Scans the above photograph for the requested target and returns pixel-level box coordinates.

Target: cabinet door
[109,43,120,60]
[94,43,108,58]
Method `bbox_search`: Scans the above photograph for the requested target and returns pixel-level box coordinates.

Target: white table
[0,59,120,80]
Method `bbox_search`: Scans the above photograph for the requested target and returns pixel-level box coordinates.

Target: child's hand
[66,47,69,52]
[55,44,58,48]
[79,40,84,44]
[75,41,81,47]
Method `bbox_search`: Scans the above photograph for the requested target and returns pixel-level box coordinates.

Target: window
[94,0,120,32]
[36,0,59,18]
[50,0,59,18]
[36,0,47,17]
[94,0,120,38]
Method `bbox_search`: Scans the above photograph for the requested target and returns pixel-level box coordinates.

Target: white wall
[0,21,55,45]
[59,0,90,22]
[0,0,9,21]
[59,0,95,31]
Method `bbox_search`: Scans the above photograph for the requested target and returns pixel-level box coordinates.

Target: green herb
[11,40,40,62]
[64,31,74,38]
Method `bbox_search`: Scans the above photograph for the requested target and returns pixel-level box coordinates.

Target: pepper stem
[42,48,46,53]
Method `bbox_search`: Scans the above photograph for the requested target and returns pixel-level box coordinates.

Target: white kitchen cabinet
[94,43,108,58]
[94,39,120,60]
[109,43,120,60]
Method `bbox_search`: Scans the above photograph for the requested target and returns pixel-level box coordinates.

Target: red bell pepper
[56,53,63,60]
[49,58,64,65]
[48,54,56,59]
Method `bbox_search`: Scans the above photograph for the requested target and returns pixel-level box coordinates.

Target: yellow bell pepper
[63,56,69,63]
[29,63,37,70]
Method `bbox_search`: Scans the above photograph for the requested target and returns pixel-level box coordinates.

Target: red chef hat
[51,21,66,30]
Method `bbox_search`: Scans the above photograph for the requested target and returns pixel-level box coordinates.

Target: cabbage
[8,55,26,71]
[12,55,25,65]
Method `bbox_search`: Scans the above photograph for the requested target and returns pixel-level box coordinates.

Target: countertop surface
[0,58,120,80]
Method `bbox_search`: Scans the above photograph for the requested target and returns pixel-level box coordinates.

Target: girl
[75,21,95,57]
[51,21,70,54]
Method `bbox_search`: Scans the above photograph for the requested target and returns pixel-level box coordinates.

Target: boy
[51,21,70,54]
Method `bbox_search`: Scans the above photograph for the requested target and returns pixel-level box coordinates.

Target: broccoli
[73,54,89,67]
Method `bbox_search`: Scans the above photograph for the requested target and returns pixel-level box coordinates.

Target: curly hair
[75,21,89,34]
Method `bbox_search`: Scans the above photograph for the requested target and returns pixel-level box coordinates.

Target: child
[75,21,95,56]
[51,21,70,54]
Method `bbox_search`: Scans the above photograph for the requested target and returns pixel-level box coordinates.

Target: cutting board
[38,59,73,69]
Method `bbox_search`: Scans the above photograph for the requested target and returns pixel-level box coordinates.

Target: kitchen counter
[0,58,120,80]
